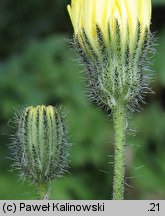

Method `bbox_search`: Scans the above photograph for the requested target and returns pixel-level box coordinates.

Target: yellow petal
[124,0,139,34]
[138,0,152,29]
[115,0,128,43]
[84,0,96,39]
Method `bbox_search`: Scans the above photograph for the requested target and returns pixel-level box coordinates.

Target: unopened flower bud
[10,105,69,184]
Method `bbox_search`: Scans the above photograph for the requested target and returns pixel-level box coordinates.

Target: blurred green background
[0,0,165,200]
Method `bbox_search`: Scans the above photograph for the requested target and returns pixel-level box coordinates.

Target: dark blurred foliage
[0,0,71,59]
[0,0,165,200]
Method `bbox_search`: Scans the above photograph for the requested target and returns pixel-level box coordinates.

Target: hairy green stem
[37,182,49,200]
[112,102,127,200]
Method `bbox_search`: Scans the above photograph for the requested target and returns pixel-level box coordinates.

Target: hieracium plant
[10,105,69,199]
[67,0,155,200]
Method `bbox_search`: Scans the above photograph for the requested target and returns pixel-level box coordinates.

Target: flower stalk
[112,102,127,200]
[37,182,49,200]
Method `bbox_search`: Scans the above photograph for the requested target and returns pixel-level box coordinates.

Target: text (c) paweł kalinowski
[19,202,105,212]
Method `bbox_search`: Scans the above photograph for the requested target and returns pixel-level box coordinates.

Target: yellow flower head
[67,0,154,110]
[68,0,151,53]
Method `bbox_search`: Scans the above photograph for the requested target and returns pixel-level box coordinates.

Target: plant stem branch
[112,102,127,200]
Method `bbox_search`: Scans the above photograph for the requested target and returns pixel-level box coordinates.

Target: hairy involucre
[10,105,69,183]
[74,22,156,111]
